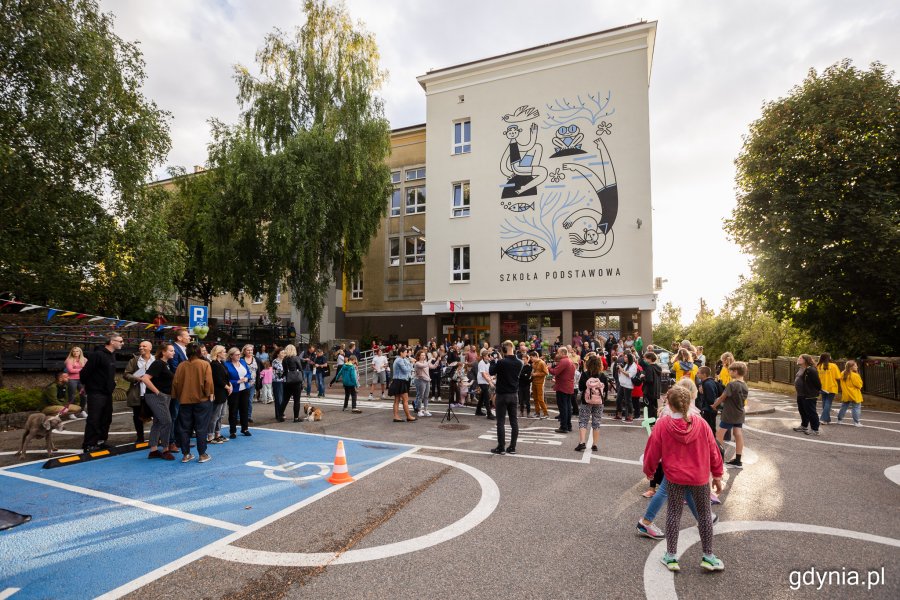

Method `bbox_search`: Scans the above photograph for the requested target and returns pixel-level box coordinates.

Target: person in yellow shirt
[817,352,842,424]
[718,352,734,387]
[671,348,698,382]
[836,360,863,426]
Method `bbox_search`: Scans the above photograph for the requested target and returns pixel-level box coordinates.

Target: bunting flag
[60,311,77,317]
[145,323,155,330]
[88,316,106,322]
[46,309,59,321]
[19,304,41,312]
[1,298,188,332]
[76,313,89,319]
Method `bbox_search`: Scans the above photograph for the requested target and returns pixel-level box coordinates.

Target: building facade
[415,21,658,346]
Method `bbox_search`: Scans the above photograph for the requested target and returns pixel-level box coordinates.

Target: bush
[0,387,44,414]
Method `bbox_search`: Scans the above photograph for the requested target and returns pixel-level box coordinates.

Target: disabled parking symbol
[245,460,332,482]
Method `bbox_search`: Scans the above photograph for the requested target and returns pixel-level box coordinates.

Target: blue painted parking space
[0,429,411,599]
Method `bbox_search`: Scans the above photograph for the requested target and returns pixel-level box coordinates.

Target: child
[837,360,863,426]
[259,361,274,405]
[643,385,724,572]
[696,366,720,434]
[712,361,749,468]
[341,355,362,413]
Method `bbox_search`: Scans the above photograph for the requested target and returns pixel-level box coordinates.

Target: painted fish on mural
[501,240,546,262]
[501,201,535,212]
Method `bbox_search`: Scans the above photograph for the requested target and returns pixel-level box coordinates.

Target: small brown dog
[302,403,322,422]
[19,413,64,459]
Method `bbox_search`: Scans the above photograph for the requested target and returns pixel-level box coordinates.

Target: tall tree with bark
[727,60,900,356]
[206,0,392,338]
[0,0,172,309]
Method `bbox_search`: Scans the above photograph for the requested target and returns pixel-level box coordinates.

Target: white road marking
[885,464,900,487]
[642,521,900,600]
[0,449,81,457]
[208,453,500,566]
[95,445,419,599]
[589,453,643,466]
[743,424,900,450]
[0,470,242,532]
[54,429,149,436]
[0,588,20,600]
[773,404,900,420]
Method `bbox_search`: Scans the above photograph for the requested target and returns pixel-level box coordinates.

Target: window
[406,186,426,214]
[405,236,426,264]
[252,295,263,305]
[351,275,363,300]
[452,181,470,217]
[390,189,401,217]
[405,167,426,181]
[452,246,470,281]
[274,283,281,304]
[391,171,401,184]
[389,237,400,267]
[453,120,471,154]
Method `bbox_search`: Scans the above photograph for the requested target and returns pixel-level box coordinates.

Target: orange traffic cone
[327,440,355,485]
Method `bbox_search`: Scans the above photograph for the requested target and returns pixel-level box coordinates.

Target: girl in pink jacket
[642,385,725,573]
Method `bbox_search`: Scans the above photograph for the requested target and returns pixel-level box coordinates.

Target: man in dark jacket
[489,341,523,454]
[79,332,123,452]
[641,352,663,419]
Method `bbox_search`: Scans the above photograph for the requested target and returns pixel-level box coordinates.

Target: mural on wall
[498,90,620,265]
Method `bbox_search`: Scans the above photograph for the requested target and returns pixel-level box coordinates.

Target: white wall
[420,24,657,315]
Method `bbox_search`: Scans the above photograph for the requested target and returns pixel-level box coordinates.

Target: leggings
[665,483,714,556]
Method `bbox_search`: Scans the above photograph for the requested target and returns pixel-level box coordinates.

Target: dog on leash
[302,403,322,422]
[19,413,64,459]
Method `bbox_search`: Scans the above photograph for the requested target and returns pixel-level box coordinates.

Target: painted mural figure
[550,124,587,157]
[500,122,548,198]
[561,136,618,258]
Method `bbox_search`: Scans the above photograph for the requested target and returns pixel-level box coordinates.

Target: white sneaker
[77,411,87,418]
[854,422,862,427]
[418,410,425,417]
[424,411,432,417]
[368,393,374,400]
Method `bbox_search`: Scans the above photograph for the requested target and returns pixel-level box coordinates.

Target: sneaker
[853,422,862,427]
[837,419,843,425]
[424,411,432,417]
[806,429,820,436]
[637,521,665,540]
[624,418,634,424]
[217,436,229,443]
[160,451,175,460]
[148,450,163,459]
[418,410,425,417]
[710,493,721,505]
[540,415,549,419]
[700,554,725,571]
[591,445,598,452]
[660,553,680,571]
[229,433,237,439]
[181,453,194,463]
[574,443,586,452]
[77,411,88,418]
[351,408,362,414]
[167,443,179,453]
[554,428,568,434]
[614,414,622,420]
[505,447,516,455]
[242,430,252,436]
[711,513,719,525]
[248,419,254,424]
[725,459,743,469]
[641,488,656,498]
[198,453,211,463]
[294,418,301,422]
[209,437,222,444]
[490,447,505,455]
[487,413,495,420]
[368,393,373,400]
[792,426,808,432]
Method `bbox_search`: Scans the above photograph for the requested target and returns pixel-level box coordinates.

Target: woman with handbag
[225,347,253,437]
[208,345,231,443]
[281,345,304,422]
[123,340,154,443]
[390,347,415,422]
[241,345,260,423]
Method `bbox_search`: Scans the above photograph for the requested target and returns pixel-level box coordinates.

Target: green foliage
[0,0,172,313]
[0,387,43,414]
[652,302,685,351]
[727,60,900,355]
[206,0,392,335]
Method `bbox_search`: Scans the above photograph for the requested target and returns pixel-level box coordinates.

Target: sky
[101,0,900,323]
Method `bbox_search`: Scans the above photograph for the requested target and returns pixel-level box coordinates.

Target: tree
[206,0,392,337]
[652,302,684,351]
[165,168,226,308]
[728,61,900,356]
[0,0,171,309]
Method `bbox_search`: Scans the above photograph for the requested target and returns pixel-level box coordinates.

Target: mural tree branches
[727,60,900,355]
[206,0,392,336]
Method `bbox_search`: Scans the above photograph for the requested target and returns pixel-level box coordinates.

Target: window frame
[390,171,401,184]
[405,235,426,265]
[451,245,470,282]
[451,181,470,218]
[405,185,426,215]
[388,237,400,267]
[350,275,363,300]
[453,119,471,155]
[390,188,401,217]
[405,167,426,181]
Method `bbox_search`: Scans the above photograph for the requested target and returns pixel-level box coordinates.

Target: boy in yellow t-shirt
[836,360,863,426]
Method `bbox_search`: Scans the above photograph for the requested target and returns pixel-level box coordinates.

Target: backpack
[585,377,604,405]
[631,366,645,386]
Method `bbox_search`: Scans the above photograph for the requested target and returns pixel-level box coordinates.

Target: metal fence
[745,356,899,401]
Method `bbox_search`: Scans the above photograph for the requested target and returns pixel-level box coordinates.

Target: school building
[343,21,658,346]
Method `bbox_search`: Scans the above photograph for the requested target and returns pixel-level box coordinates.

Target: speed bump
[42,441,150,469]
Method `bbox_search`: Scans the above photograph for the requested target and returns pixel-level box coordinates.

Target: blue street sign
[189,305,209,330]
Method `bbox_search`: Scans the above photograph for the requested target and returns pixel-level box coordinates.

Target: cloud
[100,0,900,321]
